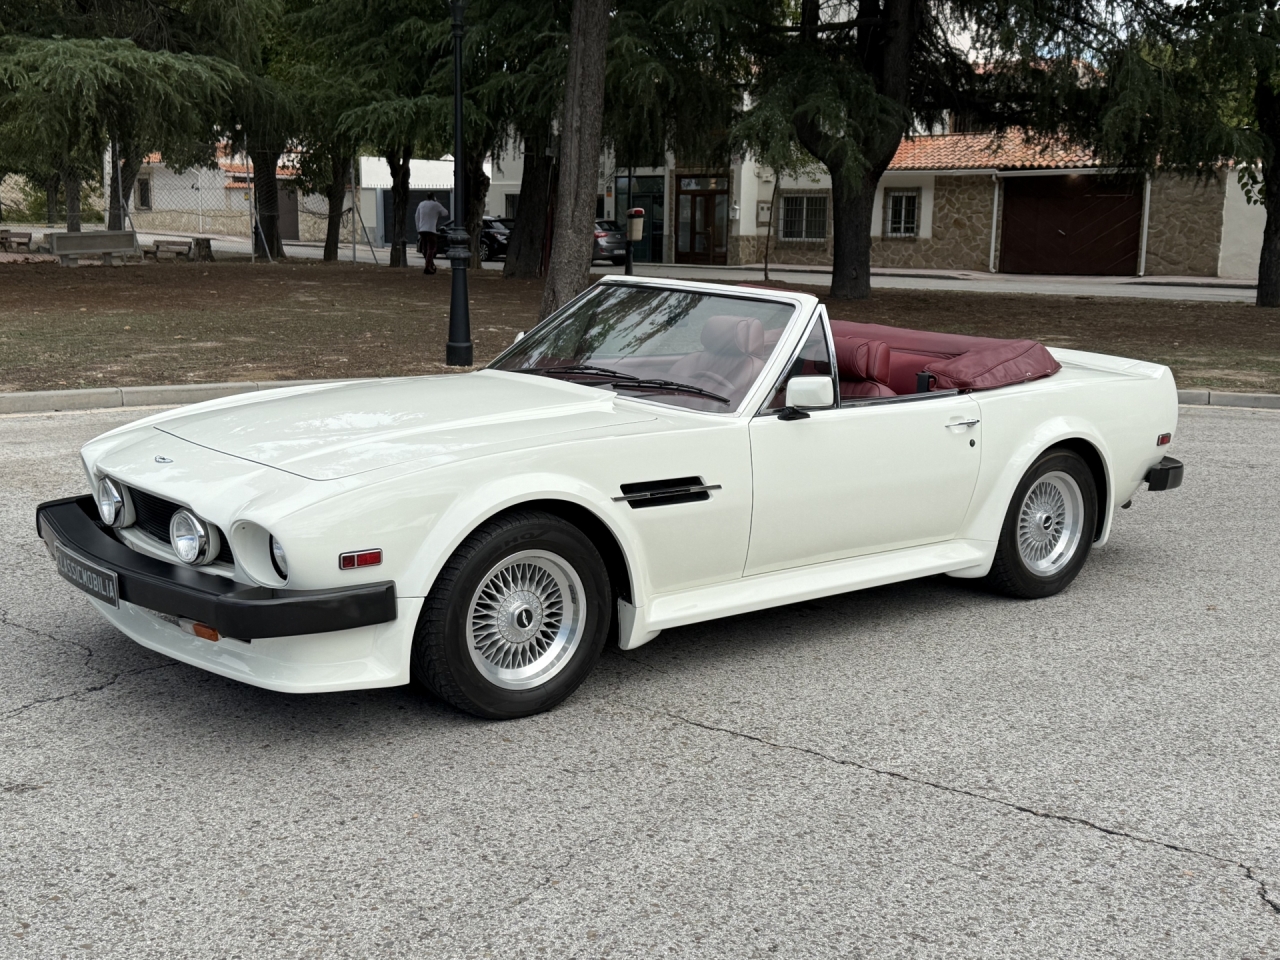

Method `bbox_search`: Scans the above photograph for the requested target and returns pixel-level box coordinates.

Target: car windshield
[490,283,796,412]
[597,220,622,232]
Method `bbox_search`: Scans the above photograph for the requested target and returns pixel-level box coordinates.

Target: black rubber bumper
[36,496,397,640]
[1145,456,1184,492]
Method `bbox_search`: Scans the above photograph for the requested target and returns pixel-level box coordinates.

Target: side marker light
[340,549,382,570]
[1157,433,1171,446]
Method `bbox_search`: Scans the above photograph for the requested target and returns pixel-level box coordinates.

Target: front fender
[396,469,650,606]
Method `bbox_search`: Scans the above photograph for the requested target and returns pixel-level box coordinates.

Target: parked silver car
[593,219,626,265]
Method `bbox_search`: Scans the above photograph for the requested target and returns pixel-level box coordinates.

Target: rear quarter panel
[960,352,1179,551]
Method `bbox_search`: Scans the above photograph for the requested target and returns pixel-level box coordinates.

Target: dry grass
[1,260,1276,393]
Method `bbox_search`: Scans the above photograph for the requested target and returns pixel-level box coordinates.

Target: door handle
[946,418,980,428]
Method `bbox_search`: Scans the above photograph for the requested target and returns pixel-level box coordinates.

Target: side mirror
[783,375,834,414]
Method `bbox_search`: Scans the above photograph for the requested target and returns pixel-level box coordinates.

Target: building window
[883,188,920,238]
[135,177,152,210]
[504,194,518,219]
[780,195,826,241]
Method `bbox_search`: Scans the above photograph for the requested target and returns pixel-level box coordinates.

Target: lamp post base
[446,341,473,366]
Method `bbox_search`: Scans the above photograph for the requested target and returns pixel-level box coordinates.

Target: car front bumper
[36,496,419,692]
[37,496,398,639]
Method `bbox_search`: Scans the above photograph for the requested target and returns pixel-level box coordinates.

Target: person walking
[415,192,449,274]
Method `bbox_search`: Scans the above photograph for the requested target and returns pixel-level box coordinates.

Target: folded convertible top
[829,320,1061,393]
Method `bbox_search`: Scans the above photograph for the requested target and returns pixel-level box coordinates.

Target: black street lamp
[445,0,473,367]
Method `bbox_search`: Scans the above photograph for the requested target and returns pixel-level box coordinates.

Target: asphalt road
[2,404,1278,959]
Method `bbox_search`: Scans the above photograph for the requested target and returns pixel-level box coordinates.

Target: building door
[277,187,300,242]
[675,176,729,265]
[1000,174,1142,275]
[615,175,665,262]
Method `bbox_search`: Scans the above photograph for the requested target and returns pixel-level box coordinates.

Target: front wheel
[412,510,611,718]
[478,239,491,261]
[981,449,1098,599]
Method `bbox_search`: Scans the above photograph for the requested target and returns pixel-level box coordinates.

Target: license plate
[54,542,119,608]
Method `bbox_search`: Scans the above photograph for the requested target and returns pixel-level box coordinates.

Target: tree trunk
[251,148,286,259]
[1256,78,1280,307]
[45,176,59,225]
[108,139,143,231]
[385,145,411,267]
[63,172,82,232]
[540,0,610,319]
[465,149,490,268]
[504,131,556,278]
[763,173,779,281]
[828,168,879,299]
[323,151,351,262]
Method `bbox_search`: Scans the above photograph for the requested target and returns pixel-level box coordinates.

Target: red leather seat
[668,315,767,399]
[833,337,896,399]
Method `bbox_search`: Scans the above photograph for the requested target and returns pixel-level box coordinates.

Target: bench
[47,230,141,266]
[145,240,194,261]
[0,230,32,252]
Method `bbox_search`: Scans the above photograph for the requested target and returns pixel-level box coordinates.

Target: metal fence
[0,147,380,263]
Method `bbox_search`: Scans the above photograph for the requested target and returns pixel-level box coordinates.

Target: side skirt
[629,539,994,645]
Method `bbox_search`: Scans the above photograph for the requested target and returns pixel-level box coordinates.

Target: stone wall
[1144,172,1225,277]
[872,175,994,271]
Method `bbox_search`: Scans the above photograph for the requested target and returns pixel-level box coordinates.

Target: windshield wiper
[610,378,731,405]
[521,365,729,404]
[522,363,639,381]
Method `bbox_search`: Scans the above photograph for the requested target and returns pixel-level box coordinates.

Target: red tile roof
[888,133,1099,171]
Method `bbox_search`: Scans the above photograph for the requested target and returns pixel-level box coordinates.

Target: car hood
[152,370,657,481]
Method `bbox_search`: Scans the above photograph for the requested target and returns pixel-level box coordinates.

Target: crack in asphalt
[664,711,1280,920]
[1,663,178,720]
[0,605,96,669]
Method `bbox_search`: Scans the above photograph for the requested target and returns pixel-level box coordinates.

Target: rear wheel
[412,510,610,718]
[478,239,491,261]
[982,449,1098,599]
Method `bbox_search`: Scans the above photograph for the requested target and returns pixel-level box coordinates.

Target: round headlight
[170,509,210,565]
[96,477,124,527]
[269,535,288,580]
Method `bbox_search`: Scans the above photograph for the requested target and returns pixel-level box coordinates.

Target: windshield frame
[486,277,816,419]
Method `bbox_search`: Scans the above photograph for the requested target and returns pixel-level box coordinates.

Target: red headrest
[834,337,892,386]
[702,315,764,356]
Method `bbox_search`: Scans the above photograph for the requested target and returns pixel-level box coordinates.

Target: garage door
[1000,175,1142,275]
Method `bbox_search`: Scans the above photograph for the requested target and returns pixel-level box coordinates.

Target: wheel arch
[486,498,635,606]
[1047,437,1109,542]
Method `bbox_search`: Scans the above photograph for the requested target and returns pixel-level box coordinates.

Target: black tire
[611,255,626,266]
[478,240,491,262]
[412,510,611,719]
[981,448,1098,599]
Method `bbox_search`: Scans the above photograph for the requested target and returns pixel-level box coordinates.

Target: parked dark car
[594,219,626,265]
[438,216,510,261]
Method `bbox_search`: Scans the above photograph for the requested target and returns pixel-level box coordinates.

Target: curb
[2,380,1278,415]
[1177,388,1280,410]
[0,379,340,415]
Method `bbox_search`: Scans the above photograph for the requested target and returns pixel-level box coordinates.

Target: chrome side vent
[612,476,721,509]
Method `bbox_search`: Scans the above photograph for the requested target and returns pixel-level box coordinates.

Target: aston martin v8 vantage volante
[37,277,1184,718]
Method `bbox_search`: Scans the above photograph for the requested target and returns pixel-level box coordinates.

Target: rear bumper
[36,496,397,640]
[1144,456,1184,492]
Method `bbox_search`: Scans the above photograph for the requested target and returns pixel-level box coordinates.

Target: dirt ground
[1,259,1276,393]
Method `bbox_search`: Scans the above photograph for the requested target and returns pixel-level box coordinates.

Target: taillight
[1157,433,1171,446]
[594,230,607,238]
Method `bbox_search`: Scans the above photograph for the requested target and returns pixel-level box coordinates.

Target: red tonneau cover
[830,320,1060,394]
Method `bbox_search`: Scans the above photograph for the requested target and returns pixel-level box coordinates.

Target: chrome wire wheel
[1016,470,1085,577]
[465,549,586,690]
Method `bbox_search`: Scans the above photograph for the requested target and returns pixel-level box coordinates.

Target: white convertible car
[38,277,1183,718]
